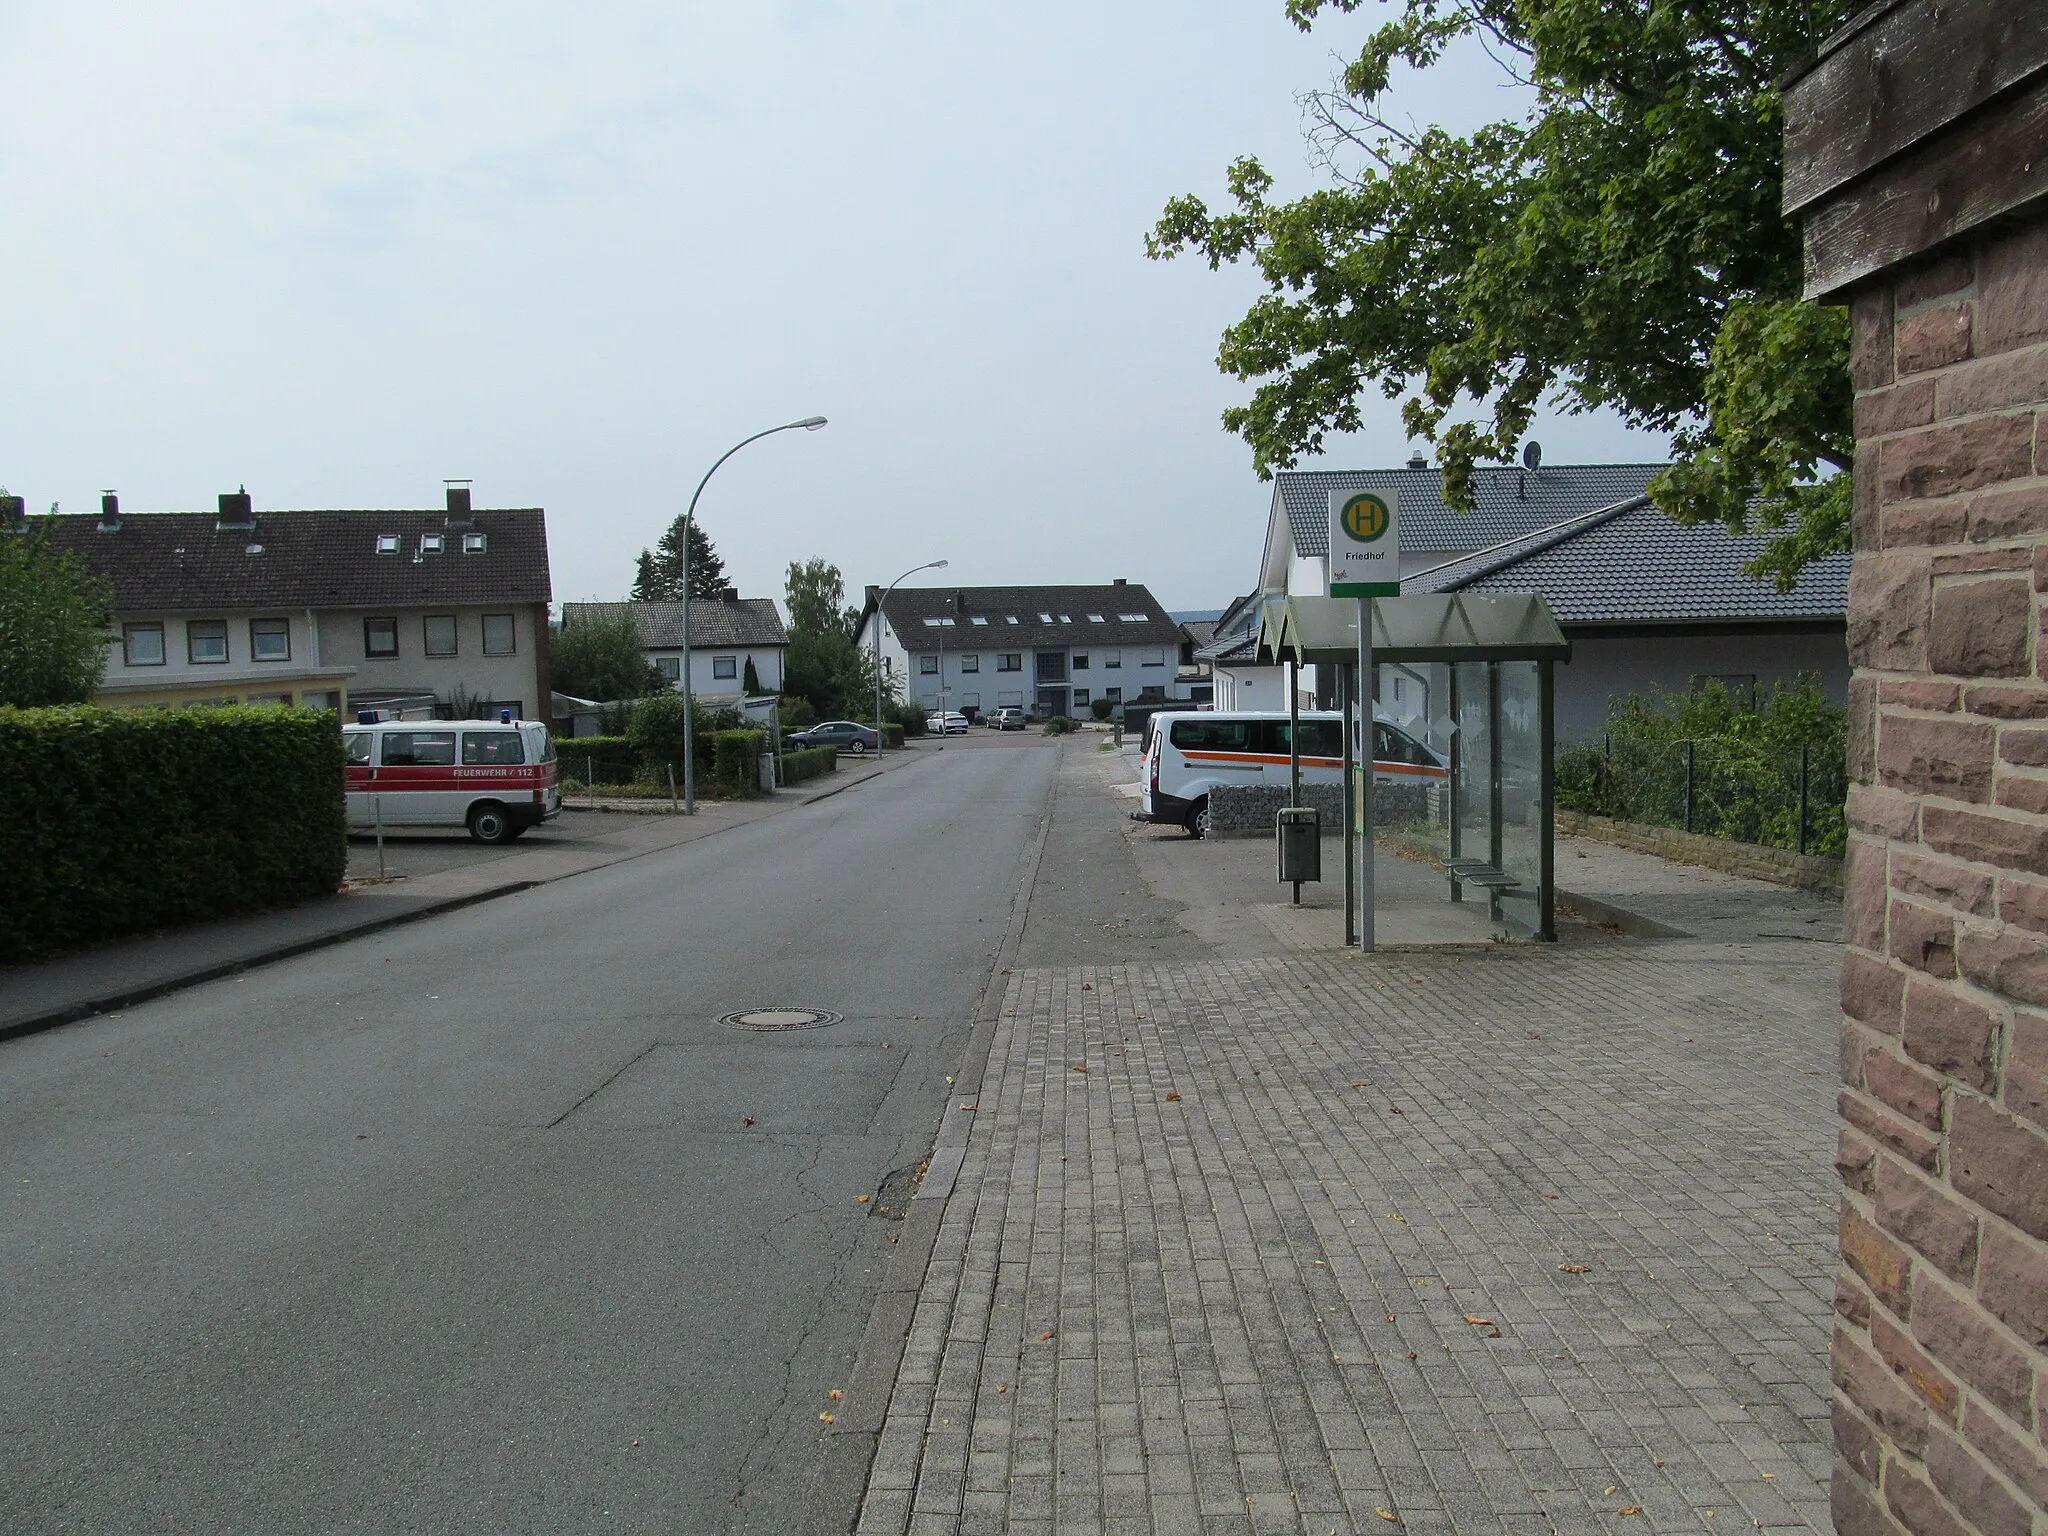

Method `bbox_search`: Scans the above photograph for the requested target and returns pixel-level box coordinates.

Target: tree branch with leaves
[1149,0,1856,587]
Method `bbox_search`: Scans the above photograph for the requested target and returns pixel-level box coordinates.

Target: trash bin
[1276,806,1321,883]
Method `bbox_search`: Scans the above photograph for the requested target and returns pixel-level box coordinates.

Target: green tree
[782,557,876,716]
[784,557,854,641]
[631,519,728,601]
[1148,0,1856,588]
[0,515,112,706]
[551,608,663,702]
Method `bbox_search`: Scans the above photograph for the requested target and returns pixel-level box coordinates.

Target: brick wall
[1834,220,2048,1535]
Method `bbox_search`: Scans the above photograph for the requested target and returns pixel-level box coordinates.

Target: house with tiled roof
[1405,495,1849,738]
[37,488,552,719]
[558,596,788,700]
[854,581,1188,720]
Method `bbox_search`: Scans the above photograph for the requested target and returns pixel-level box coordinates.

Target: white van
[1137,709,1446,838]
[343,717,562,843]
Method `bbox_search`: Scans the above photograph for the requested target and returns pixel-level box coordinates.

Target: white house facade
[41,489,553,718]
[560,596,788,702]
[855,581,1188,720]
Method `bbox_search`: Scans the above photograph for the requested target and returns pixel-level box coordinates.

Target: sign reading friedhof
[1327,487,1400,597]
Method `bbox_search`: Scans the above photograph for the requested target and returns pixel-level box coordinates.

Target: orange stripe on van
[1180,750,1446,779]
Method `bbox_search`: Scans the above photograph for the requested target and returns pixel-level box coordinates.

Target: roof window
[970,616,988,626]
[923,617,943,627]
[420,533,445,554]
[1118,611,1148,622]
[1087,613,1105,622]
[1039,612,1053,622]
[1005,615,1019,624]
[375,534,400,554]
[1059,614,1072,623]
[462,532,488,554]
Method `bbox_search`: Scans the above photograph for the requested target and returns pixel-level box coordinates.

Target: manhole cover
[718,1006,843,1032]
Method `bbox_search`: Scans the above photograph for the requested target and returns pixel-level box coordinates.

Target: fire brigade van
[1136,709,1446,838]
[342,714,561,843]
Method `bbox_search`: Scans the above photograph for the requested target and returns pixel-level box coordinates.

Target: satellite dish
[1521,440,1543,471]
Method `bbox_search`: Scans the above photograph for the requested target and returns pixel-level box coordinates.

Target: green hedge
[781,744,837,785]
[557,736,644,785]
[882,723,905,748]
[1,705,346,963]
[711,729,766,797]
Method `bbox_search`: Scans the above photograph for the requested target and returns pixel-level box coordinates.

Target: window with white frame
[374,534,400,554]
[250,618,291,661]
[187,620,229,664]
[1103,650,1121,668]
[364,617,399,658]
[124,623,165,666]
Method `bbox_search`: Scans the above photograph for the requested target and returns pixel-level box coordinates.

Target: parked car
[989,706,1027,732]
[789,720,881,755]
[925,711,969,735]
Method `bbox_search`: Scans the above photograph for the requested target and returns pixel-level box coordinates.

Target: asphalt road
[1,739,1057,1535]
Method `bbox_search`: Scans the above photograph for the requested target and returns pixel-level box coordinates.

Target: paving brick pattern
[858,943,1841,1534]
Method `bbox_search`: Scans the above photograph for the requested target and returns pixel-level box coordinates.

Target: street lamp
[874,558,947,760]
[678,416,827,813]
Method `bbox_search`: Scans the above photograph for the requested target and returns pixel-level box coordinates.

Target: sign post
[1329,488,1400,953]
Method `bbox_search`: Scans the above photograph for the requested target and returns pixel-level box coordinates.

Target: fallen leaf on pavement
[1376,1509,1399,1523]
[1618,1506,1642,1516]
[1386,1313,1396,1322]
[1038,1331,1056,1341]
[1081,983,1092,990]
[994,1383,1008,1393]
[827,1389,842,1400]
[818,1412,835,1423]
[1165,1092,1181,1102]
[1072,1065,1088,1073]
[856,1195,870,1204]
[1462,1315,1493,1326]
[1486,1327,1501,1337]
[1605,1487,1618,1497]
[741,1117,755,1127]
[1559,1263,1590,1274]
[1388,1106,1404,1114]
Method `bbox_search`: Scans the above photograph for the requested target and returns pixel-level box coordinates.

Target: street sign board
[1328,486,1400,597]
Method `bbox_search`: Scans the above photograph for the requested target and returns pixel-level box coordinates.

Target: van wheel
[468,804,515,844]
[1185,797,1210,839]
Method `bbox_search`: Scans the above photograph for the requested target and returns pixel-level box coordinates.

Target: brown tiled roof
[561,599,788,649]
[42,509,551,610]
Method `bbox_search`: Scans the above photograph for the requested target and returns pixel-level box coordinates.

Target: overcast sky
[3,2,1669,613]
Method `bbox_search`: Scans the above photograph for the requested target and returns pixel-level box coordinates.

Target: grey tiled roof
[874,584,1182,649]
[1277,464,1666,558]
[44,509,551,609]
[562,599,787,649]
[1407,497,1849,623]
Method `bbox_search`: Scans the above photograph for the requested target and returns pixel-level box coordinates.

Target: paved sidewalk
[854,817,1844,1531]
[0,754,900,1039]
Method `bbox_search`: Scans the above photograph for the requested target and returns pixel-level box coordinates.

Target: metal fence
[1556,734,1847,859]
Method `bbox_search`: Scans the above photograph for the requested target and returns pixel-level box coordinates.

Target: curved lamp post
[875,558,947,760]
[679,415,827,813]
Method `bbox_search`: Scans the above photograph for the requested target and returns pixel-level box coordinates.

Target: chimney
[1407,449,1428,469]
[1113,577,1127,586]
[217,486,254,529]
[445,481,474,527]
[99,491,121,532]
[1,493,24,532]
[865,584,881,610]
[722,585,739,603]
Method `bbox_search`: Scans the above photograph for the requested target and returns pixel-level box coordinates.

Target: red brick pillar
[1832,225,2048,1534]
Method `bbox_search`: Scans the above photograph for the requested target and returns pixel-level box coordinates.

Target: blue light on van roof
[499,708,513,723]
[356,709,378,724]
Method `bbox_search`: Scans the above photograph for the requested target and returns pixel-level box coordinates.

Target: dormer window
[462,532,488,553]
[420,533,445,554]
[1087,614,1105,622]
[375,534,400,554]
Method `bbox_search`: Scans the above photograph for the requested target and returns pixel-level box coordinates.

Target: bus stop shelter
[1255,592,1571,944]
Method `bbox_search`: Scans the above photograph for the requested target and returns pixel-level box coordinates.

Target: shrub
[556,736,649,788]
[1558,676,1847,857]
[1,705,345,962]
[778,696,817,732]
[781,744,837,785]
[1090,698,1114,721]
[711,729,766,796]
[551,607,662,702]
[627,693,742,775]
[882,722,905,749]
[1042,714,1080,735]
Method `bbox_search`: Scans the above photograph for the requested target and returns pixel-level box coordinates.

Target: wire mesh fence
[1556,733,1847,858]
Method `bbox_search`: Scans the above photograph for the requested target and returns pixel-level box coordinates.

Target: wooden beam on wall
[1784,0,2048,216]
[1802,74,2048,300]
